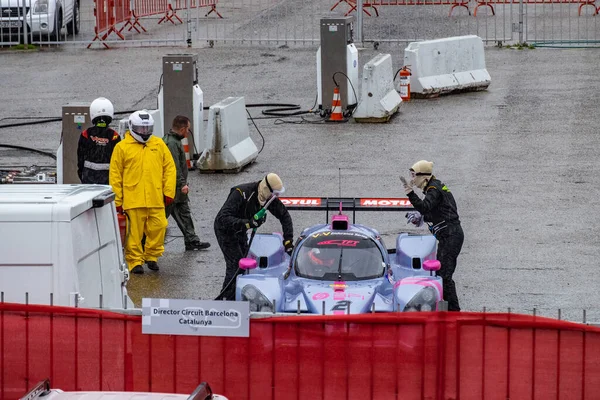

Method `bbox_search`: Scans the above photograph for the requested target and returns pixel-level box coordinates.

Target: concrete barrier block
[200,97,258,173]
[353,53,402,123]
[403,35,491,98]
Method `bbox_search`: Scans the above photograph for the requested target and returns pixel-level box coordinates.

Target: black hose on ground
[0,144,57,160]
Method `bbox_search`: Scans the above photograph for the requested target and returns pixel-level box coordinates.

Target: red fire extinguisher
[399,66,412,102]
[117,212,127,248]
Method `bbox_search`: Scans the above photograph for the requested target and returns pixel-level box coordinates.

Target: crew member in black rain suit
[77,97,121,184]
[401,160,464,312]
[214,173,294,300]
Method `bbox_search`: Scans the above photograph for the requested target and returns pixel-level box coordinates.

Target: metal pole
[186,0,192,47]
[21,0,28,45]
[518,0,524,44]
[356,0,363,45]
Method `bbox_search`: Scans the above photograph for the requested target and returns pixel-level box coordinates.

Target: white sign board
[142,298,250,337]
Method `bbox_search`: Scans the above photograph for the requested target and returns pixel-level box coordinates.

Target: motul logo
[280,198,321,206]
[360,198,411,206]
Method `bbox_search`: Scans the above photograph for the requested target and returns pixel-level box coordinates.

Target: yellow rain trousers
[124,208,168,267]
[109,133,176,270]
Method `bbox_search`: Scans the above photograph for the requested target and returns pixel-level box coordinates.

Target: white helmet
[128,110,154,143]
[90,97,114,125]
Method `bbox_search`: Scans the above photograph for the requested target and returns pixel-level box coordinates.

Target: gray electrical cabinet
[162,54,199,159]
[61,104,91,184]
[319,16,355,111]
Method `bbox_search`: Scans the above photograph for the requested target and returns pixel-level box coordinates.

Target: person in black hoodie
[401,160,464,312]
[77,97,121,184]
[214,173,294,300]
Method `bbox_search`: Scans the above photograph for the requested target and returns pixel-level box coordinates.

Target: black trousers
[436,224,464,312]
[214,228,249,301]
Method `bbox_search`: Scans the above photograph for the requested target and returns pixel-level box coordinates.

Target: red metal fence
[2,302,600,400]
[88,0,220,48]
[334,0,599,17]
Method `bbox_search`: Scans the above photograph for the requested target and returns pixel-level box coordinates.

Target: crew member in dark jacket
[401,160,464,311]
[214,173,294,300]
[77,97,120,184]
[163,115,210,251]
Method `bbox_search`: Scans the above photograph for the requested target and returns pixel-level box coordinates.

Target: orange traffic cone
[181,136,192,170]
[329,86,344,122]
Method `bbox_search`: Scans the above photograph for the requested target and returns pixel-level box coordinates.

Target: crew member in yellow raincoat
[109,110,177,274]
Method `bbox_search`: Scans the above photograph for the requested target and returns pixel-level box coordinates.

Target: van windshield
[295,232,385,281]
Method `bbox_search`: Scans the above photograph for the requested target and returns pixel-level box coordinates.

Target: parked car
[0,0,79,40]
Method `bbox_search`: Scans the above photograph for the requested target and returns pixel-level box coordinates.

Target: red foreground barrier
[3,302,600,400]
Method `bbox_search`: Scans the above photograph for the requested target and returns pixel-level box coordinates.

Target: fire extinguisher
[117,212,127,248]
[399,66,412,102]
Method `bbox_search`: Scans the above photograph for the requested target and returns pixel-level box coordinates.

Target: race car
[235,197,446,314]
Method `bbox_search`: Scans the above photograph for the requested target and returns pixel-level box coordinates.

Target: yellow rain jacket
[109,132,177,210]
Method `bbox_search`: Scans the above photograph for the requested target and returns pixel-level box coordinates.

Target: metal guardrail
[3,292,600,325]
[3,0,600,48]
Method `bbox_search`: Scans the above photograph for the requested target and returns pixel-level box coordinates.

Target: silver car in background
[0,0,79,40]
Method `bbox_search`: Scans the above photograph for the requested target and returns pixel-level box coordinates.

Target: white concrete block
[353,53,402,123]
[200,97,258,173]
[403,35,491,97]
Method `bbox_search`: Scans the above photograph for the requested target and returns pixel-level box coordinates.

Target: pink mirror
[423,259,441,272]
[239,258,257,270]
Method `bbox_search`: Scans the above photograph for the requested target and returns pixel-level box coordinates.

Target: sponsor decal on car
[317,239,359,247]
[280,197,322,206]
[360,198,412,207]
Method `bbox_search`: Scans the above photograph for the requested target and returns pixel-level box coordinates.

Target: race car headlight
[241,284,274,313]
[33,0,48,14]
[404,287,437,312]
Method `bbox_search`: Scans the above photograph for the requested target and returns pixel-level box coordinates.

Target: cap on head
[410,160,433,189]
[263,173,284,194]
[258,173,285,205]
[410,160,433,176]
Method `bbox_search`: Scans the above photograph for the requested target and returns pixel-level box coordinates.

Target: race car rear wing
[279,197,415,223]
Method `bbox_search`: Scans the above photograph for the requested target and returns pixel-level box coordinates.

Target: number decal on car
[331,300,351,311]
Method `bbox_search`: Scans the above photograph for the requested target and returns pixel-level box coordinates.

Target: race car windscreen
[295,232,385,281]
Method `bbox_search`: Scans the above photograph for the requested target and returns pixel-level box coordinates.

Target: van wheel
[50,10,63,41]
[67,1,80,35]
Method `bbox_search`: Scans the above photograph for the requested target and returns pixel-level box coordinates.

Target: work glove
[244,215,266,230]
[164,196,174,207]
[116,205,124,214]
[400,176,413,195]
[405,211,424,227]
[283,239,294,256]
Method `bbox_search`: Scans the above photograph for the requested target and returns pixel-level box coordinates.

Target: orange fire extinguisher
[399,66,412,101]
[117,212,127,248]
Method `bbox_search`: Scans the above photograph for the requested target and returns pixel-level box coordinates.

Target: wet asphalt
[1,44,600,322]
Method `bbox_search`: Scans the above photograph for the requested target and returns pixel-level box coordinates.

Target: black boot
[147,261,159,271]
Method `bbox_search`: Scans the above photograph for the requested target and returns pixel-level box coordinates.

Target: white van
[0,184,130,310]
